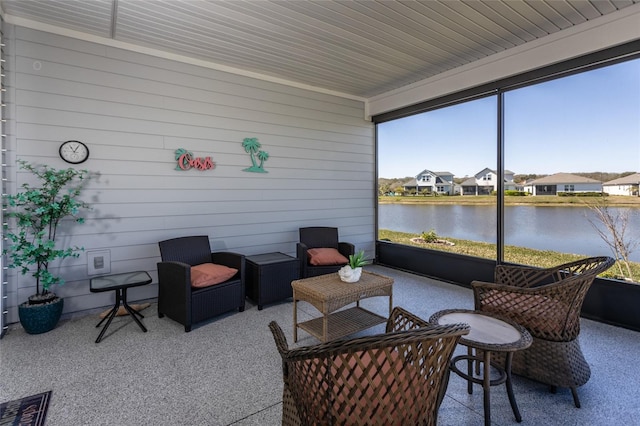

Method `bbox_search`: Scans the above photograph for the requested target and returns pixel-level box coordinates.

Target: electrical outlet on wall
[87,250,111,275]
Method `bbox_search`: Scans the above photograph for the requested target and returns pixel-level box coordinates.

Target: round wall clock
[59,140,89,164]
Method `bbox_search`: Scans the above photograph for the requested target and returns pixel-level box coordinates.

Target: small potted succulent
[4,160,90,334]
[338,250,370,283]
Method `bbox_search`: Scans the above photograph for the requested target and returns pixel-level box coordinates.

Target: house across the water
[524,173,602,195]
[603,173,640,196]
[460,168,519,195]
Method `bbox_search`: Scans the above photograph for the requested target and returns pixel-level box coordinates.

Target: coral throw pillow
[307,248,348,266]
[191,263,238,288]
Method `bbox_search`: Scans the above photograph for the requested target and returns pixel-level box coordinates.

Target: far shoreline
[378,195,640,207]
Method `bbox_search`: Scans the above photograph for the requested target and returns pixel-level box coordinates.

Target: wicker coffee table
[292,271,393,343]
[430,309,532,426]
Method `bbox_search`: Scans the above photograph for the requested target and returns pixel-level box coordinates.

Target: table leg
[293,298,298,343]
[96,305,117,328]
[121,288,147,333]
[95,290,122,343]
[127,304,145,319]
[467,346,474,395]
[322,312,328,342]
[482,350,492,426]
[505,352,523,422]
[388,293,393,316]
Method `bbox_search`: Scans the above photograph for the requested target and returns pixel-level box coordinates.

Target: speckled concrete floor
[1,265,638,425]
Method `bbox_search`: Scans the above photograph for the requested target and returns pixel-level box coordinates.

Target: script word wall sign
[175,148,215,171]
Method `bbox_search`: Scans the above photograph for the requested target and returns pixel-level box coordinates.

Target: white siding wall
[605,185,633,196]
[2,25,374,322]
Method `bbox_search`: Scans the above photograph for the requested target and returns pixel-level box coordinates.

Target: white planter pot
[338,266,362,283]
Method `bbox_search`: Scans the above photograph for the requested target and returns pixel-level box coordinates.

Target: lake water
[379,204,640,262]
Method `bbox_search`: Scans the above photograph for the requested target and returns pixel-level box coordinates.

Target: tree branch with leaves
[4,161,91,302]
[584,198,638,282]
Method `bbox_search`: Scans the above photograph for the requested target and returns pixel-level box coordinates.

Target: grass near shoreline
[379,229,640,282]
[379,194,640,207]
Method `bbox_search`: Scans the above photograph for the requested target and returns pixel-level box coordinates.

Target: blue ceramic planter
[18,297,64,334]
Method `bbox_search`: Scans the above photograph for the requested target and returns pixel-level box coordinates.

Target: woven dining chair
[472,256,614,408]
[269,307,469,426]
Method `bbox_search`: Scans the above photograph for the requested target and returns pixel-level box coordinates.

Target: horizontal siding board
[14,25,110,56]
[15,76,370,135]
[77,198,372,218]
[68,214,374,242]
[15,106,371,146]
[16,26,365,110]
[104,46,364,108]
[16,32,366,118]
[3,26,375,321]
[17,120,372,154]
[71,171,373,189]
[15,91,371,138]
[15,69,168,108]
[20,174,366,193]
[9,214,372,242]
[74,188,373,204]
[16,123,165,149]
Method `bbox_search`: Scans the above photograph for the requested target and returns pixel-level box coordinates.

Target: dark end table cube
[245,252,300,310]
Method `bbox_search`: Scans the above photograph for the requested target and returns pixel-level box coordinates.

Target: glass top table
[90,271,152,343]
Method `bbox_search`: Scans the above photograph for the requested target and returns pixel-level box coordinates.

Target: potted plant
[3,160,90,334]
[338,250,370,283]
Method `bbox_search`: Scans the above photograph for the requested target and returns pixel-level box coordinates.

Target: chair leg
[549,385,580,407]
[571,387,581,408]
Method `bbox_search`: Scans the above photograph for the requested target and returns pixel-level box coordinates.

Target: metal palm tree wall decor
[242,137,269,173]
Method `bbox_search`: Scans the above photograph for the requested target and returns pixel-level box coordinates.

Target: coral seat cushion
[191,263,238,288]
[307,248,348,266]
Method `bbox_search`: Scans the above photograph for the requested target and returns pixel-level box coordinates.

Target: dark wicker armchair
[472,256,614,407]
[296,227,355,278]
[157,236,245,332]
[270,307,469,426]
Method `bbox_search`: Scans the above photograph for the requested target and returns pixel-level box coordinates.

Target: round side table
[430,309,532,426]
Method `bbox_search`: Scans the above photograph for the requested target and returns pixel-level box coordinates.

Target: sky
[378,58,640,179]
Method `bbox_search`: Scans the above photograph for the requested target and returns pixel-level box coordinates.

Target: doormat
[0,390,51,426]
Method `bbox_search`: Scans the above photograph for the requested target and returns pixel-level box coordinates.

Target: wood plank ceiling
[1,0,638,98]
